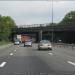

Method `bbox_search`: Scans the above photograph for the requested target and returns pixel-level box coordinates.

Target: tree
[0,15,3,41]
[0,15,16,41]
[59,11,75,26]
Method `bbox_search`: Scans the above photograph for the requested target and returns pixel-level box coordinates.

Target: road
[0,44,75,75]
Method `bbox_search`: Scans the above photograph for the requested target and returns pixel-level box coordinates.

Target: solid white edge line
[67,61,75,66]
[0,62,7,67]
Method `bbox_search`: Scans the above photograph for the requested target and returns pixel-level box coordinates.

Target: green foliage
[0,15,16,41]
[0,40,12,45]
[59,11,75,26]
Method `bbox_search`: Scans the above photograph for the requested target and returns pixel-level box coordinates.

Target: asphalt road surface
[0,43,75,75]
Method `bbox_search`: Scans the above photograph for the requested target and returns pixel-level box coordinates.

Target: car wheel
[24,45,25,47]
[30,45,32,47]
[38,48,40,50]
[49,48,52,51]
[31,44,32,47]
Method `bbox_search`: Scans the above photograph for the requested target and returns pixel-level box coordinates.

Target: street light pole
[40,24,42,41]
[51,0,54,43]
[39,24,42,42]
[40,29,42,41]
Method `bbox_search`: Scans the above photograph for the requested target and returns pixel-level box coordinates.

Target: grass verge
[0,41,12,46]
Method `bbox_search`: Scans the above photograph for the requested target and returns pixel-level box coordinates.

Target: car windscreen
[40,40,50,43]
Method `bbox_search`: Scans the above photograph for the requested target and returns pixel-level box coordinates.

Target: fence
[53,43,75,50]
[17,24,49,28]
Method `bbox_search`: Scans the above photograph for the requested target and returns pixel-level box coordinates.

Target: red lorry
[21,35,30,43]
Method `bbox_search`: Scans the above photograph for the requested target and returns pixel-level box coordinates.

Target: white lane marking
[14,50,16,52]
[0,62,7,67]
[67,61,75,66]
[10,53,13,56]
[48,53,53,55]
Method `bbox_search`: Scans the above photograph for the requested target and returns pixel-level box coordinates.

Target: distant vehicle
[14,40,20,45]
[21,35,30,43]
[38,40,52,50]
[24,40,32,47]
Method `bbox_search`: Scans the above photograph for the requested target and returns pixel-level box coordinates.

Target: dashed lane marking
[67,61,75,66]
[0,62,7,67]
[14,50,16,51]
[48,53,53,55]
[10,53,13,56]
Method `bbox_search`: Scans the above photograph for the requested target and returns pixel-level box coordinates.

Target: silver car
[14,40,20,45]
[24,40,32,47]
[38,40,52,50]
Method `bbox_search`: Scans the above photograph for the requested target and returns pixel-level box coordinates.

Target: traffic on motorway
[0,0,75,75]
[14,39,52,50]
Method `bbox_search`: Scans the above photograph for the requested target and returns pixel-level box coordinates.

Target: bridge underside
[12,29,75,43]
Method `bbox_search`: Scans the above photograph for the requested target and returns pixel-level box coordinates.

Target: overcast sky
[0,1,75,26]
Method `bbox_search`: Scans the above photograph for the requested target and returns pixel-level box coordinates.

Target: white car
[38,40,52,50]
[24,40,32,47]
[14,41,20,45]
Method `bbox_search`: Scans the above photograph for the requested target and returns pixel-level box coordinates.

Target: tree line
[48,11,75,26]
[0,15,16,42]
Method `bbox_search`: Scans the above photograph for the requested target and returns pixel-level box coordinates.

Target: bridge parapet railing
[17,24,49,28]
